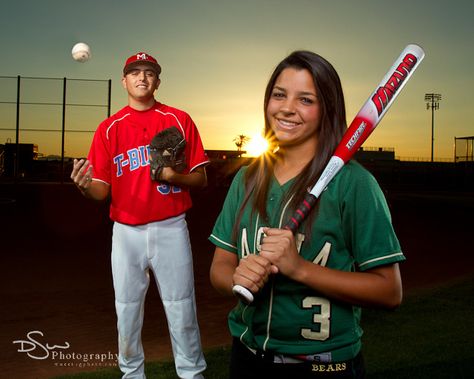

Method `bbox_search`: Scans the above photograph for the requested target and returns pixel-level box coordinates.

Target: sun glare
[246,134,269,157]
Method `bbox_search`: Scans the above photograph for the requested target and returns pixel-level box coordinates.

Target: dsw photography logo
[13,330,118,369]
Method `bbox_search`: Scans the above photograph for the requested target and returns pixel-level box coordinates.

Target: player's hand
[259,227,303,280]
[157,166,176,183]
[71,159,93,193]
[233,254,278,295]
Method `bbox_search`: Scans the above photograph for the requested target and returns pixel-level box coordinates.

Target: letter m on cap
[137,53,148,60]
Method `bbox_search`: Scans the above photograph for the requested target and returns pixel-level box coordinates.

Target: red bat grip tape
[284,192,318,234]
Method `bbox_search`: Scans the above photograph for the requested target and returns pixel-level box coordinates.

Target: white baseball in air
[71,42,91,62]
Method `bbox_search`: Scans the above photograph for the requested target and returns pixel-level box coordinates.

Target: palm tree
[233,134,250,151]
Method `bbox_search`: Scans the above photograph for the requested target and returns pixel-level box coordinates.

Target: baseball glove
[149,126,187,181]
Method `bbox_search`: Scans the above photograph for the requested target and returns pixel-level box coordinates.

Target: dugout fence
[454,136,474,163]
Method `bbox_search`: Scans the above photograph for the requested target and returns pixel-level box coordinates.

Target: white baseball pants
[111,214,206,379]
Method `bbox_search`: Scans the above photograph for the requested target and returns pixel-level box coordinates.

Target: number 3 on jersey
[301,297,330,341]
[300,241,332,341]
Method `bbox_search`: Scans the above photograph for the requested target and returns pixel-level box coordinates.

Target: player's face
[266,68,321,149]
[122,64,160,101]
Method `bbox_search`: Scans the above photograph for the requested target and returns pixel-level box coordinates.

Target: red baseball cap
[123,52,162,76]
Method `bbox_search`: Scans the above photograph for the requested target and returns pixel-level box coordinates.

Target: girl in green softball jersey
[209,51,405,379]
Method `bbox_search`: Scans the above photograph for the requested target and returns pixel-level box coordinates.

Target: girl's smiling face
[266,67,322,149]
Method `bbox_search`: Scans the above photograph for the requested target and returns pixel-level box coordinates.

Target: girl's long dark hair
[234,51,347,236]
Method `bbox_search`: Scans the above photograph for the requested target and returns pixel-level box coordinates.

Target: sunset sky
[0,0,472,160]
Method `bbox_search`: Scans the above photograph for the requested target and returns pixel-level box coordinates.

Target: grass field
[51,274,474,379]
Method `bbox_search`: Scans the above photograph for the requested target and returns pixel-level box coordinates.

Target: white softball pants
[111,214,206,379]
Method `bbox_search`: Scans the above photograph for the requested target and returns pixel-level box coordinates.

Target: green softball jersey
[209,160,405,362]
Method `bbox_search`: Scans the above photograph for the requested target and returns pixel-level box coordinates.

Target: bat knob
[232,284,254,304]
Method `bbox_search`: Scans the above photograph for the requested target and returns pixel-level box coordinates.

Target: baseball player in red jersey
[71,52,208,379]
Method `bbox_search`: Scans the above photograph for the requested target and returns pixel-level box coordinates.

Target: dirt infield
[0,183,473,379]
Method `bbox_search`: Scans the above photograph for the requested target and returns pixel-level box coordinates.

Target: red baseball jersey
[88,102,209,225]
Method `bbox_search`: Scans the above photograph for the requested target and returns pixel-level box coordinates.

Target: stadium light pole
[425,93,442,162]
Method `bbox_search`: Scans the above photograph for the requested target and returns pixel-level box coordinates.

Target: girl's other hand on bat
[259,227,303,280]
[233,254,278,294]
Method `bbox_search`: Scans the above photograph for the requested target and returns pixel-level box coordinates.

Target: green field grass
[51,274,474,379]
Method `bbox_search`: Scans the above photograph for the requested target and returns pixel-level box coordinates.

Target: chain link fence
[0,75,111,182]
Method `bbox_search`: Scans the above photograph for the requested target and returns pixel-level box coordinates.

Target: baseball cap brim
[123,61,162,76]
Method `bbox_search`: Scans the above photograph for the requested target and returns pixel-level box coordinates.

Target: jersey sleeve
[208,167,246,253]
[182,114,209,172]
[87,122,111,184]
[340,163,405,271]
